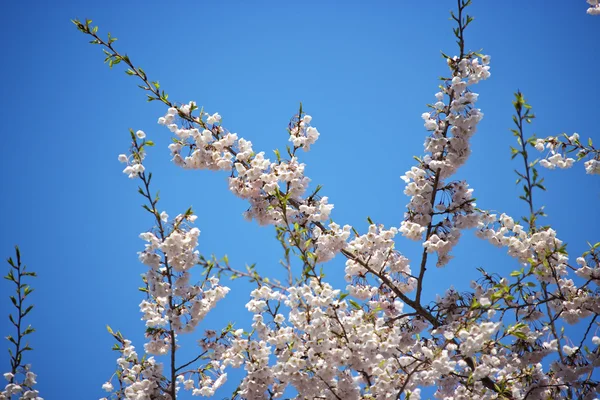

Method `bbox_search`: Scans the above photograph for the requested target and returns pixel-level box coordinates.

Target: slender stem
[514,92,536,232]
[10,255,23,378]
[134,139,177,398]
[415,0,468,304]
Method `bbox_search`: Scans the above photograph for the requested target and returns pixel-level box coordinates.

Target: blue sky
[0,1,599,398]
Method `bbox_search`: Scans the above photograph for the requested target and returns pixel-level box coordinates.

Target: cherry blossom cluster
[159,106,320,222]
[119,130,148,178]
[218,279,436,399]
[1,367,41,400]
[214,273,593,399]
[178,369,228,397]
[473,212,600,395]
[158,105,357,264]
[476,212,570,278]
[575,246,600,281]
[288,114,319,151]
[102,133,233,399]
[534,133,600,174]
[161,106,236,171]
[400,53,490,266]
[345,224,415,297]
[100,335,167,400]
[588,0,600,15]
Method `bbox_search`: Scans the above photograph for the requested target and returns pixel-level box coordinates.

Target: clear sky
[0,1,599,398]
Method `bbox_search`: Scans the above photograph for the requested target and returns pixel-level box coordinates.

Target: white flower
[136,130,146,139]
[233,328,244,337]
[102,382,114,392]
[213,373,227,390]
[562,345,578,356]
[534,139,545,152]
[207,112,221,125]
[118,154,128,163]
[160,211,169,222]
[584,159,600,174]
[424,119,438,131]
[588,1,600,15]
[184,379,195,390]
[23,371,36,386]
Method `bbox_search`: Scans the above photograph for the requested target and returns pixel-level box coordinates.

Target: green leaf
[512,331,527,340]
[22,305,34,318]
[348,300,362,310]
[22,326,35,336]
[491,290,504,301]
[4,270,14,282]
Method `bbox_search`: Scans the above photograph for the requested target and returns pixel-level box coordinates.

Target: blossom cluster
[218,280,433,399]
[534,133,600,174]
[102,134,232,399]
[1,367,41,400]
[473,212,600,396]
[155,55,492,271]
[400,54,490,266]
[588,0,600,15]
[345,224,414,297]
[209,272,594,399]
[158,105,356,264]
[100,337,167,400]
[118,131,148,178]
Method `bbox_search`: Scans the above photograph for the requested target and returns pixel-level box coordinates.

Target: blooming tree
[4,1,599,399]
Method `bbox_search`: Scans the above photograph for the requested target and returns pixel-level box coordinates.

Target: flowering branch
[2,247,41,400]
[533,132,600,175]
